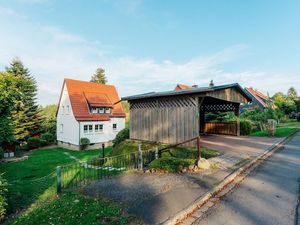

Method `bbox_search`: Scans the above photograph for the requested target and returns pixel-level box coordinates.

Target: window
[92,107,98,114]
[62,106,65,114]
[88,125,93,133]
[60,124,64,133]
[113,123,117,130]
[95,124,103,133]
[99,107,105,113]
[84,125,88,133]
[67,105,70,114]
[105,108,111,114]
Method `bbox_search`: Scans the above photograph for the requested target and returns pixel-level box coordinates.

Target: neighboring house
[174,84,192,90]
[56,79,126,150]
[241,87,275,111]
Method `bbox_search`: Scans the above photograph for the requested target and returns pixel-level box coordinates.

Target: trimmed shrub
[0,174,7,220]
[80,138,90,150]
[149,157,196,173]
[240,120,253,136]
[112,128,129,147]
[41,133,55,144]
[27,137,41,150]
[39,139,48,147]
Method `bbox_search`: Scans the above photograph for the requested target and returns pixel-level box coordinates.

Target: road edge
[161,131,298,225]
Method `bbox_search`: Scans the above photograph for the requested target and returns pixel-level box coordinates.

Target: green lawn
[6,193,134,225]
[250,121,300,137]
[0,147,119,223]
[110,140,221,172]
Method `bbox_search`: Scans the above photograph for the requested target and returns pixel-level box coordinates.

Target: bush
[0,174,7,220]
[27,137,41,150]
[149,157,196,172]
[39,139,48,147]
[240,120,252,135]
[112,128,129,147]
[80,138,90,150]
[41,133,55,144]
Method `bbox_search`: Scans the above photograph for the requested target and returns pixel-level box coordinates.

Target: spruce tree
[90,67,107,84]
[6,58,42,142]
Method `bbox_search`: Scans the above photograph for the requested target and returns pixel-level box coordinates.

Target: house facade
[241,87,275,112]
[56,79,125,150]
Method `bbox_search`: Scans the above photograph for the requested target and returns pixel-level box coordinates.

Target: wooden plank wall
[207,88,248,104]
[129,96,199,144]
[204,122,237,135]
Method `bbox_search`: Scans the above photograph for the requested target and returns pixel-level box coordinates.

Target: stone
[188,165,195,170]
[144,169,150,173]
[182,168,187,173]
[197,158,210,170]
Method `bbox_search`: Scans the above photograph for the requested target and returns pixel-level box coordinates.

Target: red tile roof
[59,79,125,121]
[245,87,268,107]
[175,84,192,90]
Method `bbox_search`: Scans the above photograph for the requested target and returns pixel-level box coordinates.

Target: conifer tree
[90,67,107,84]
[5,58,42,142]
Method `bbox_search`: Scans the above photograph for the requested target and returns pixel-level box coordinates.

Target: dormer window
[99,107,105,113]
[90,106,111,114]
[92,107,98,113]
[105,107,111,114]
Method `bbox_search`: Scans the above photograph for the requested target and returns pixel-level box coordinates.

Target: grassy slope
[110,140,221,172]
[0,148,112,217]
[6,193,133,225]
[250,121,300,137]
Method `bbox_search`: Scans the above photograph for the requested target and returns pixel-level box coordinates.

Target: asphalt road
[193,133,300,225]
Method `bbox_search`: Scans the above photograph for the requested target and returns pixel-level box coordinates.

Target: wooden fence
[203,122,237,135]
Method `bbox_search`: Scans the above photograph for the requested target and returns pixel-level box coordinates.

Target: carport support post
[138,144,143,170]
[155,147,159,159]
[235,103,241,136]
[197,136,201,160]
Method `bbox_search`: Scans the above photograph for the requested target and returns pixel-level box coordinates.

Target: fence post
[155,147,159,159]
[56,166,62,195]
[197,136,201,161]
[138,144,143,171]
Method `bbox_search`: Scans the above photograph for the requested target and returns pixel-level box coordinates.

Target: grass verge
[0,148,111,216]
[5,193,134,225]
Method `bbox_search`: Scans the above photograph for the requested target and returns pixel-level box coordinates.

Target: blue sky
[0,0,299,105]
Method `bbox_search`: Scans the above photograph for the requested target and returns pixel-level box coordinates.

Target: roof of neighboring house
[245,87,269,107]
[58,79,125,121]
[175,84,192,90]
[122,83,252,102]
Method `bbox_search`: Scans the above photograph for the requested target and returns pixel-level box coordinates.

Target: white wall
[56,83,80,145]
[80,117,125,144]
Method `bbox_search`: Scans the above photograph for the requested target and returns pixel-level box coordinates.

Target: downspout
[78,122,81,146]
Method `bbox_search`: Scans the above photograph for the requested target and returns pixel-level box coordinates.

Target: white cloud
[0,6,298,105]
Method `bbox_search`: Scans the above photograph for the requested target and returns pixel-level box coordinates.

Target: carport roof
[122,83,252,102]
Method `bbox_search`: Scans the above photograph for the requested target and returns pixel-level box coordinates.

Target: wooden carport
[122,83,251,145]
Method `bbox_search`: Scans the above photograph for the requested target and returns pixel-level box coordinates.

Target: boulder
[197,158,210,170]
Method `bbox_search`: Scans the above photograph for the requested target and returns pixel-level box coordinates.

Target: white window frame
[91,107,98,114]
[99,107,105,114]
[83,125,88,134]
[88,125,93,133]
[105,107,111,114]
[112,123,117,131]
[95,124,104,133]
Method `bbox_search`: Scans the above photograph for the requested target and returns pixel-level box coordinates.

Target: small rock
[182,168,187,173]
[188,165,194,170]
[144,169,150,173]
[197,158,210,170]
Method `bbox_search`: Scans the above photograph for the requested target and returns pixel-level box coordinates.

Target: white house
[56,79,126,150]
